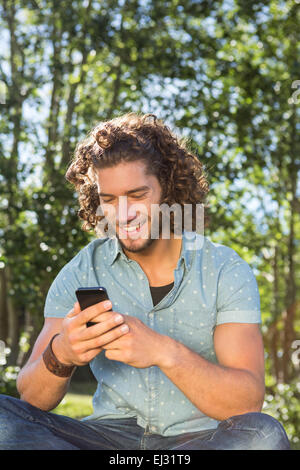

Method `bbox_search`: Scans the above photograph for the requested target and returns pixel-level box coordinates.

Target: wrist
[42,334,76,378]
[155,335,183,370]
[51,333,74,367]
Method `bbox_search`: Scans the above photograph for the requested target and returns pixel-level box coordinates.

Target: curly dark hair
[65,112,209,234]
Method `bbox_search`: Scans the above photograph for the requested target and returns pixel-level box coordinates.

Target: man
[0,113,290,449]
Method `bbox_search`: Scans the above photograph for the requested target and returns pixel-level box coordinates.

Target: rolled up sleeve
[216,255,261,326]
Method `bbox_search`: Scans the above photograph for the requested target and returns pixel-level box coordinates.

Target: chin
[117,234,156,253]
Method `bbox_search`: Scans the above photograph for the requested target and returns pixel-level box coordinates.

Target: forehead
[95,160,160,195]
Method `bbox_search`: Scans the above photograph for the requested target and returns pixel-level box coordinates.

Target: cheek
[101,203,117,220]
[149,203,163,224]
[127,200,151,221]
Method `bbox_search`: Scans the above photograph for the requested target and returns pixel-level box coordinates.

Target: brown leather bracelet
[42,334,76,378]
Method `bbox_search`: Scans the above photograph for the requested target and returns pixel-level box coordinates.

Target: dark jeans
[0,395,290,450]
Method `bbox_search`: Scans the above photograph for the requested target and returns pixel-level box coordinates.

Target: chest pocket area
[173,305,217,359]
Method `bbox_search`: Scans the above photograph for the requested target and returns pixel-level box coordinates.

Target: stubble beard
[117,233,156,253]
[116,212,163,254]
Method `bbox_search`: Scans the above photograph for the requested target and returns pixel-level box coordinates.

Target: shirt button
[149,313,154,320]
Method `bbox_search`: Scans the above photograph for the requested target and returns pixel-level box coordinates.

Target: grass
[51,381,96,420]
[51,392,94,419]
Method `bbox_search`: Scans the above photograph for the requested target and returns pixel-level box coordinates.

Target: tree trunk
[282,106,297,382]
[0,267,9,342]
[270,244,281,383]
[2,0,26,365]
[60,46,90,169]
[5,265,19,365]
[106,57,122,120]
[44,14,63,175]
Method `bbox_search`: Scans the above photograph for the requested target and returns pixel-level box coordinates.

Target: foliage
[0,365,19,398]
[0,0,299,444]
[263,380,300,449]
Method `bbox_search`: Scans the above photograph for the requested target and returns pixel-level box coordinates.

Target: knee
[0,395,22,443]
[0,394,35,422]
[0,394,16,409]
[0,394,21,415]
[229,412,290,450]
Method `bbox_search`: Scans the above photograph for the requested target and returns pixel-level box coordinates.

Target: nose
[117,196,138,226]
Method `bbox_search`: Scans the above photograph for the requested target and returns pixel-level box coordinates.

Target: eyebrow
[99,185,151,197]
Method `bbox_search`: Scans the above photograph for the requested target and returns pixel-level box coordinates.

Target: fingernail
[121,324,129,332]
[114,314,123,323]
[104,301,112,309]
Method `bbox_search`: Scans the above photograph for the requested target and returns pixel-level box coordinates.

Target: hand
[52,300,129,367]
[102,315,169,368]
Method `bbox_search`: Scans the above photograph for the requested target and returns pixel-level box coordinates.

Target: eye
[101,198,114,203]
[131,193,147,199]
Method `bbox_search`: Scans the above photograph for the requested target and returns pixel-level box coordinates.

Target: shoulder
[184,231,244,270]
[194,234,246,270]
[203,236,240,260]
[51,237,112,285]
[78,236,111,256]
[65,237,111,268]
[192,235,257,284]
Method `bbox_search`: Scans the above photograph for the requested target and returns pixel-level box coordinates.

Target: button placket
[148,367,157,431]
[131,261,154,310]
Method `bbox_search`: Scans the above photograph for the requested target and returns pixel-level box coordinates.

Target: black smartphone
[75,287,112,327]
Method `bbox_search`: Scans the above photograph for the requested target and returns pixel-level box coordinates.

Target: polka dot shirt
[44,231,261,436]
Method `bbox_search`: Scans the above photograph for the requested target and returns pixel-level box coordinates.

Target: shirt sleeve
[43,251,86,318]
[216,254,261,326]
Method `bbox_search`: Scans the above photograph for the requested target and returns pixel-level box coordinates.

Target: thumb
[66,302,81,318]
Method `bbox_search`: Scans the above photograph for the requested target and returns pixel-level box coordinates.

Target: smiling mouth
[120,222,142,232]
[119,221,145,234]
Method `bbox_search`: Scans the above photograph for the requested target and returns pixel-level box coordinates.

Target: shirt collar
[107,236,127,266]
[106,231,200,271]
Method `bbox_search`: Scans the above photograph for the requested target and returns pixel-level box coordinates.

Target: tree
[0,0,299,388]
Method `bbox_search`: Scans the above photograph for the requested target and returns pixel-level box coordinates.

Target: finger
[87,311,121,325]
[81,323,129,351]
[80,313,125,340]
[77,346,104,364]
[66,302,80,319]
[101,321,131,350]
[101,335,126,350]
[75,300,113,326]
[105,349,122,361]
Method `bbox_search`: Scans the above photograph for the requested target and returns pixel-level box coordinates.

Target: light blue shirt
[44,231,261,436]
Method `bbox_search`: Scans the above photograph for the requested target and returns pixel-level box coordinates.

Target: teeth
[123,223,140,232]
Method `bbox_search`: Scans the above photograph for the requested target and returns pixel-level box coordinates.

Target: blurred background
[0,0,299,447]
